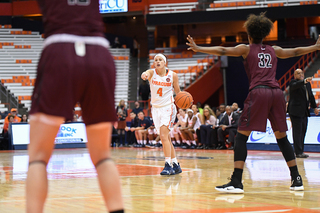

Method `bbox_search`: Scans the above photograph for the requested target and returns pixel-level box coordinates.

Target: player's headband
[154,53,166,64]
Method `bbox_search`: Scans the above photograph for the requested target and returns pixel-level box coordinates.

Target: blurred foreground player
[187,12,320,193]
[26,1,124,212]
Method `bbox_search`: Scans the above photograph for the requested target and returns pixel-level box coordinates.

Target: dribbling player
[141,53,182,175]
[187,12,320,193]
[26,1,124,212]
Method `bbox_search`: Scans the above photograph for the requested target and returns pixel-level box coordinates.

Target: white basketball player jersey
[187,114,201,131]
[149,69,174,107]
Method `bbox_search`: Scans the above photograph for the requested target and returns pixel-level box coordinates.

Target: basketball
[175,91,193,109]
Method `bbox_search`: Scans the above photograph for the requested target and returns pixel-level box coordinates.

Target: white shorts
[152,104,177,134]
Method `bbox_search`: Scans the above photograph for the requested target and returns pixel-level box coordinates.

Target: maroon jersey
[37,0,104,38]
[243,44,279,91]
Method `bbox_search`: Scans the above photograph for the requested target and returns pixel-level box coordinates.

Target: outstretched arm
[186,35,249,58]
[141,69,153,81]
[273,35,320,59]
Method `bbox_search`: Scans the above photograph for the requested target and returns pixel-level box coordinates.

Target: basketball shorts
[30,35,117,125]
[238,87,288,132]
[152,104,177,134]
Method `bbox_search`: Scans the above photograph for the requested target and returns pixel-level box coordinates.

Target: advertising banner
[248,117,320,144]
[100,0,128,13]
[11,123,88,145]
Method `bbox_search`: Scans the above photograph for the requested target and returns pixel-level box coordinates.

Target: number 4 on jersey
[157,88,163,97]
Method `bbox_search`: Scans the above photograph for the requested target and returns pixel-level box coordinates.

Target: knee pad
[234,133,249,162]
[276,136,295,162]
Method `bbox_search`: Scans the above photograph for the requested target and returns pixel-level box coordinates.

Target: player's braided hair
[244,12,273,44]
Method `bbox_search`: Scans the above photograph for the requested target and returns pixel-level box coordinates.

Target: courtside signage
[11,123,88,145]
[248,117,320,144]
[99,0,128,13]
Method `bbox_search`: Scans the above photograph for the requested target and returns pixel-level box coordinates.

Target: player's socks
[233,168,243,182]
[171,157,178,165]
[289,165,299,179]
[165,157,171,165]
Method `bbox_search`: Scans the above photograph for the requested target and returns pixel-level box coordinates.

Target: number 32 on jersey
[258,53,272,68]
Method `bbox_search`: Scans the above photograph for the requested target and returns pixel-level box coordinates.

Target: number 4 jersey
[243,44,279,91]
[149,69,174,108]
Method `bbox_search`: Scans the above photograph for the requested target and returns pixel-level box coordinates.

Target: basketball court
[1,147,320,212]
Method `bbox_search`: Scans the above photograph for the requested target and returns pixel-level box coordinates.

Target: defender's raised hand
[186,35,199,52]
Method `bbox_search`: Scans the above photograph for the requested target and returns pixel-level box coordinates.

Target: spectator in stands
[132,101,143,115]
[197,102,203,115]
[112,37,122,48]
[217,104,226,120]
[111,125,119,147]
[73,114,78,122]
[180,108,200,149]
[192,104,203,143]
[132,111,152,147]
[231,102,242,114]
[1,115,14,150]
[21,114,28,123]
[116,100,128,147]
[125,111,139,146]
[4,108,21,127]
[139,80,150,108]
[217,106,239,150]
[146,125,158,148]
[172,109,188,147]
[3,115,14,134]
[287,68,319,158]
[199,107,218,149]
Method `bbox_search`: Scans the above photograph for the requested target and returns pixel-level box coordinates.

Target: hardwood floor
[0,147,320,213]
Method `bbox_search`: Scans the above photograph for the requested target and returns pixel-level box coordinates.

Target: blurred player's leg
[26,113,64,213]
[86,122,124,211]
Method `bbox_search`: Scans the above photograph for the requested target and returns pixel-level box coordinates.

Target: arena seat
[0,26,130,111]
[149,2,199,14]
[149,47,216,88]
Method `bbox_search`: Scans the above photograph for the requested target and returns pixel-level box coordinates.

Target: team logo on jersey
[166,78,170,82]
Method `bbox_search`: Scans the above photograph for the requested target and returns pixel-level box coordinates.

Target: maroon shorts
[30,43,117,125]
[238,87,288,132]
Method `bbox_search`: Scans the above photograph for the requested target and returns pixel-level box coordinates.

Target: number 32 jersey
[243,44,279,91]
[149,69,174,108]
